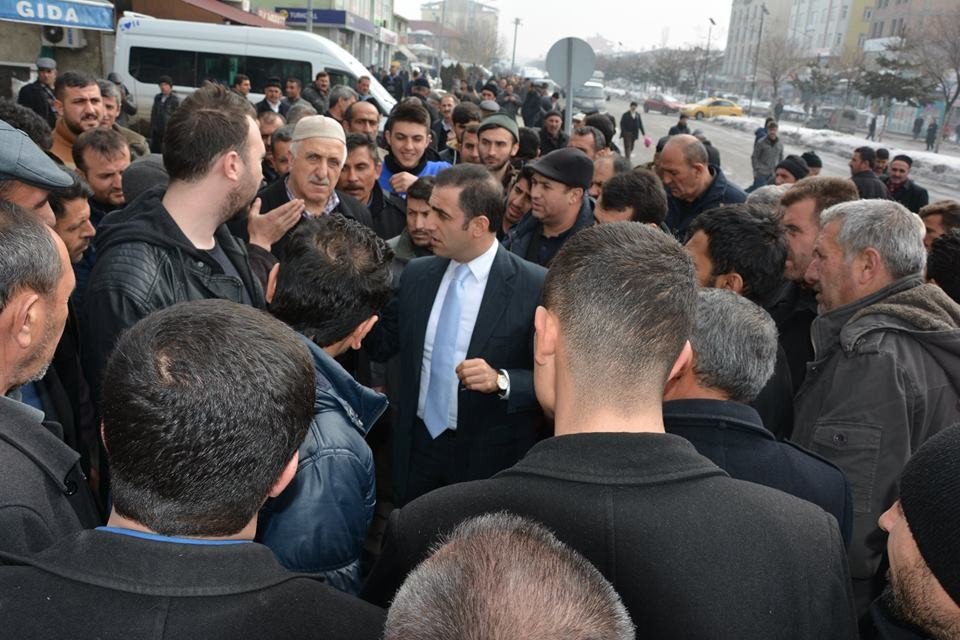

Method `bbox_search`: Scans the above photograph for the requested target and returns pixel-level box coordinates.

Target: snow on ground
[714,116,960,193]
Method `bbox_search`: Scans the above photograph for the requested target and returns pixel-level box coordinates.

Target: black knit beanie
[776,155,809,181]
[899,424,960,606]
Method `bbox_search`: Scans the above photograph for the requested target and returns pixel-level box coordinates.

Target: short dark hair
[387,99,431,131]
[571,126,605,151]
[271,216,393,346]
[544,223,696,403]
[876,147,890,160]
[0,200,63,312]
[285,77,301,89]
[345,132,379,161]
[163,84,256,183]
[600,169,668,225]
[517,127,540,161]
[54,70,98,100]
[49,170,93,218]
[854,146,877,169]
[0,98,52,150]
[892,154,913,167]
[101,300,314,537]
[157,75,173,86]
[315,71,329,80]
[232,73,249,87]
[271,124,295,149]
[920,200,960,229]
[433,163,503,232]
[584,113,616,150]
[928,230,960,304]
[780,176,860,214]
[452,102,482,126]
[72,127,129,173]
[689,204,787,305]
[407,175,435,202]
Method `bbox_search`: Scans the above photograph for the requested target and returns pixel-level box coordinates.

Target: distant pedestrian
[619,102,645,160]
[773,97,784,122]
[748,120,783,193]
[18,57,58,128]
[668,113,690,136]
[912,115,924,141]
[926,118,939,151]
[866,115,876,141]
[149,75,179,153]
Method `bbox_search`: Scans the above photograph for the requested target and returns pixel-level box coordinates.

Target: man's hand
[247,197,304,251]
[456,358,498,394]
[389,171,419,195]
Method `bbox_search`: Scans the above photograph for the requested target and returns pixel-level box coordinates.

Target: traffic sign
[545,37,596,135]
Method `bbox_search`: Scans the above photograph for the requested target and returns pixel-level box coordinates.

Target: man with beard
[50,71,102,167]
[387,176,435,283]
[338,133,406,240]
[0,203,100,555]
[501,166,533,239]
[478,115,519,191]
[82,85,266,396]
[862,426,960,639]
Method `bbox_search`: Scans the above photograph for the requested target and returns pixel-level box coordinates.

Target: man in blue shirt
[379,100,450,197]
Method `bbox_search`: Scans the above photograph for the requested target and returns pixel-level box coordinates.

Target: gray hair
[0,200,63,312]
[286,102,318,126]
[746,184,790,217]
[691,289,777,403]
[820,199,926,278]
[329,84,359,108]
[97,79,121,101]
[385,513,636,640]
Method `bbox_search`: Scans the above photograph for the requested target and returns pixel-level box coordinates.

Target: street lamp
[748,3,769,116]
[511,18,522,74]
[701,17,716,95]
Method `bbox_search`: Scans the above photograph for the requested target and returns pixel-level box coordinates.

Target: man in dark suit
[619,102,645,159]
[663,288,852,541]
[363,223,858,639]
[0,301,384,639]
[367,164,546,506]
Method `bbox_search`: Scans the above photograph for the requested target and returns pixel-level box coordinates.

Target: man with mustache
[252,116,373,260]
[337,133,405,240]
[50,71,103,167]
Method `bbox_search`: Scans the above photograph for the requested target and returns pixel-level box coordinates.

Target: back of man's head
[820,199,926,280]
[746,184,790,216]
[855,146,877,169]
[163,83,256,183]
[690,289,777,403]
[384,513,636,640]
[270,215,393,347]
[100,299,314,537]
[544,222,696,404]
[689,204,787,305]
[600,169,668,225]
[452,102,482,127]
[0,99,53,150]
[72,127,129,173]
[928,230,960,304]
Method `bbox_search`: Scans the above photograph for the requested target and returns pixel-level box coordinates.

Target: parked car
[680,98,744,119]
[643,93,682,114]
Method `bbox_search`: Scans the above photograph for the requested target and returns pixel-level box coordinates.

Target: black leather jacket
[82,186,264,397]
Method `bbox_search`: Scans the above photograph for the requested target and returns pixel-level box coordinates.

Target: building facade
[720,0,792,95]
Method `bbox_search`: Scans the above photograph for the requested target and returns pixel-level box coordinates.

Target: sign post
[545,37,596,135]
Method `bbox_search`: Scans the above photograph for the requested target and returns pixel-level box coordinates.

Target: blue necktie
[424,264,470,438]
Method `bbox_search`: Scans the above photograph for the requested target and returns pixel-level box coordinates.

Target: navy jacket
[505,195,594,267]
[258,338,387,594]
[663,398,852,544]
[666,166,746,242]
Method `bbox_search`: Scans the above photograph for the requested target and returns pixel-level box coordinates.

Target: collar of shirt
[450,236,498,284]
[96,526,251,545]
[285,176,340,216]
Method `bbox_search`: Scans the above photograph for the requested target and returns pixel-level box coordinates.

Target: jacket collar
[2,529,309,596]
[0,395,81,494]
[663,399,775,440]
[500,432,727,485]
[391,230,432,263]
[811,275,923,355]
[302,337,387,437]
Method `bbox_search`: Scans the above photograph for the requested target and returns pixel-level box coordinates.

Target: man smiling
[378,101,450,197]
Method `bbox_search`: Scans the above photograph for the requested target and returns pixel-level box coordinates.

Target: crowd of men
[1,57,960,640]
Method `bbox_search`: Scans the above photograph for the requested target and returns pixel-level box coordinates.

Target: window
[129,47,196,86]
[863,7,872,20]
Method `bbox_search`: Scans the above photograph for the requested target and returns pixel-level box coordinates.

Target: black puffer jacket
[82,186,264,396]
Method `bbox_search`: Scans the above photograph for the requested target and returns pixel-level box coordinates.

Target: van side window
[243,56,311,93]
[129,47,195,86]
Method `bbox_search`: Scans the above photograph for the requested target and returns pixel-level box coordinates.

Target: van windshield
[576,85,605,100]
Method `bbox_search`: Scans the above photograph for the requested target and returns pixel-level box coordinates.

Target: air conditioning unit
[41,26,86,49]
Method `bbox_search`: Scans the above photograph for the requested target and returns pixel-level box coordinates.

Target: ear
[52,98,63,116]
[510,142,519,158]
[570,187,584,206]
[268,451,299,498]
[348,315,379,351]
[715,272,745,296]
[663,343,696,400]
[265,263,280,304]
[374,161,383,179]
[534,306,557,363]
[667,341,694,386]
[9,291,42,350]
[860,247,884,285]
[222,148,242,182]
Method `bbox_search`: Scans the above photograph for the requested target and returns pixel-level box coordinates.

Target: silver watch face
[497,372,507,391]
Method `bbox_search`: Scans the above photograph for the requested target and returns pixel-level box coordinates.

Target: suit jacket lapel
[467,246,516,357]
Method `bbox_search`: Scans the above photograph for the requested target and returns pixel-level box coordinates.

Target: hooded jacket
[258,337,387,594]
[81,187,264,395]
[793,276,960,609]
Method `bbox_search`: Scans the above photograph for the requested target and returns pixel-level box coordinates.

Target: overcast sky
[394,0,732,63]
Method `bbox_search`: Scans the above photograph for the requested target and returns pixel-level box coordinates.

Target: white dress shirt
[417,239,499,430]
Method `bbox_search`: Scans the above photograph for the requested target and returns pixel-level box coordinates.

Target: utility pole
[511,18,522,74]
[701,17,716,95]
[306,0,313,33]
[748,3,769,116]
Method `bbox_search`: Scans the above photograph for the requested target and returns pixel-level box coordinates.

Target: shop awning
[0,0,114,31]
[180,0,285,28]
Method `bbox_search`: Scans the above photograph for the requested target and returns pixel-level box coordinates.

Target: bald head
[658,135,712,203]
[664,135,709,167]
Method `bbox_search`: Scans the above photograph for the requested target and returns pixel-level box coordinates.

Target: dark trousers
[404,418,459,504]
[622,132,637,159]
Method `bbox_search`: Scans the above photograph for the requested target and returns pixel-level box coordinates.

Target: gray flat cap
[0,120,73,190]
[36,57,56,70]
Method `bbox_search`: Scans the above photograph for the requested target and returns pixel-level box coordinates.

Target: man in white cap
[17,57,57,128]
[0,120,74,227]
[253,115,374,259]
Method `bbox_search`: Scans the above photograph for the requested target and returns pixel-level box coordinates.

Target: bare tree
[757,34,802,97]
[649,49,686,93]
[452,23,502,67]
[899,8,960,152]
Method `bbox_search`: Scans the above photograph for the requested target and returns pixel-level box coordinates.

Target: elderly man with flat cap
[0,120,74,226]
[248,115,374,260]
[504,147,595,267]
[17,57,58,128]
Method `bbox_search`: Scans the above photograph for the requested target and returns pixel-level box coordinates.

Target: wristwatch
[496,369,511,399]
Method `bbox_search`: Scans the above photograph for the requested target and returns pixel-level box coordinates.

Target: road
[602,97,956,203]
